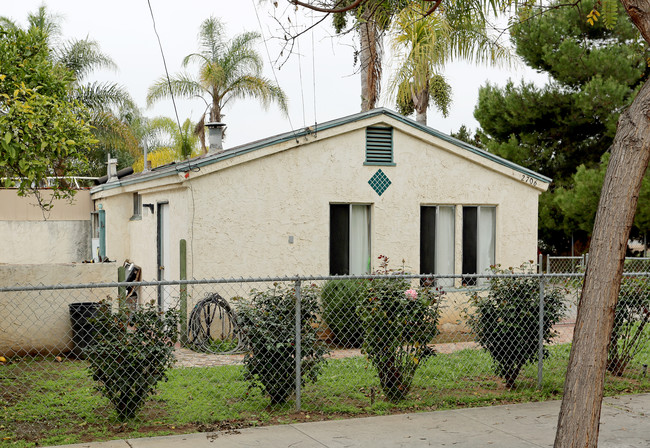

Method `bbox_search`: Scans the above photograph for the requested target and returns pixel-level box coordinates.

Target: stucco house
[90,108,550,308]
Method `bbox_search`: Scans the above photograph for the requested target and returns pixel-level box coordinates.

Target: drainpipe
[205,122,226,153]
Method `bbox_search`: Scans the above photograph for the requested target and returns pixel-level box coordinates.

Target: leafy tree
[147,17,288,151]
[450,124,483,148]
[2,6,140,176]
[0,24,96,209]
[473,2,649,252]
[554,153,650,243]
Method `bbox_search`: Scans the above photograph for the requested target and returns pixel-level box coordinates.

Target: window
[330,204,371,275]
[462,206,496,285]
[365,126,395,166]
[420,206,455,287]
[131,193,142,220]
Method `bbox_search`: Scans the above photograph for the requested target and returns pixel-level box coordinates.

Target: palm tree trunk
[359,7,382,112]
[553,7,650,441]
[411,84,429,125]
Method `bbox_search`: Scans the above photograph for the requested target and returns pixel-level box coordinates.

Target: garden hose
[187,292,246,354]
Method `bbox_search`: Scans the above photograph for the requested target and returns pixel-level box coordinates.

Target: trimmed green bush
[359,255,442,401]
[236,283,328,405]
[608,276,650,376]
[467,264,565,389]
[321,279,367,348]
[86,300,179,421]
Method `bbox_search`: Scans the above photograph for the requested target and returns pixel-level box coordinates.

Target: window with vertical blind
[420,206,455,287]
[462,206,496,285]
[330,204,371,275]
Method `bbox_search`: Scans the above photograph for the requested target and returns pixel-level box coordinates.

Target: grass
[1,343,649,447]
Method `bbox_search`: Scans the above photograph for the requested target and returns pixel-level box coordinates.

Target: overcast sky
[2,0,547,148]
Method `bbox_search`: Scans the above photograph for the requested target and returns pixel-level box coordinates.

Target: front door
[157,202,171,311]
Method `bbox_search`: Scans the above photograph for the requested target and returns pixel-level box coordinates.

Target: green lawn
[2,343,649,447]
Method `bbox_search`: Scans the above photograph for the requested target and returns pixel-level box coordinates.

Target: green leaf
[3,132,11,145]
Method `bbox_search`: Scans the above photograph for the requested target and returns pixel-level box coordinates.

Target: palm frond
[89,110,139,157]
[73,82,135,112]
[223,75,289,115]
[56,38,117,81]
[146,74,206,107]
[198,16,226,60]
[27,5,62,45]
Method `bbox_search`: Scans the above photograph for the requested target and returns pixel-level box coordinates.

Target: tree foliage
[2,6,140,178]
[0,25,95,208]
[473,1,649,252]
[555,153,650,240]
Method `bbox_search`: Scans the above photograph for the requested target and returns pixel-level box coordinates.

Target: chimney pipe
[107,153,118,182]
[205,122,226,153]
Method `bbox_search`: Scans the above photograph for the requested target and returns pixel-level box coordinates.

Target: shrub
[85,300,179,421]
[607,276,650,376]
[321,279,367,348]
[359,256,442,401]
[235,282,328,405]
[467,264,565,389]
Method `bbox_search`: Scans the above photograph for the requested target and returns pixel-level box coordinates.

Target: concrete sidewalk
[54,394,650,448]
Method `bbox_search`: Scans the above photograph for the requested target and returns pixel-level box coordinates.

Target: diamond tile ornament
[368,169,392,196]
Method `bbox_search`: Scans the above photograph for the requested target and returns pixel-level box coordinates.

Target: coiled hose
[187,292,246,354]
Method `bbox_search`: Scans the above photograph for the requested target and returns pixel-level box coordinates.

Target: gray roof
[91,108,551,193]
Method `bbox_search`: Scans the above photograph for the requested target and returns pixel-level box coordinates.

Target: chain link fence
[545,255,650,275]
[1,272,649,432]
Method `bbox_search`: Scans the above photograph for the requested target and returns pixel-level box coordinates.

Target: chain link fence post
[537,274,546,389]
[294,279,302,412]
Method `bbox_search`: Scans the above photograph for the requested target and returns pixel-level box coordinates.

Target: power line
[311,8,318,135]
[146,0,183,138]
[295,9,307,127]
[251,0,299,142]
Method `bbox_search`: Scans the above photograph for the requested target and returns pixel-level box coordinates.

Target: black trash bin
[69,302,100,359]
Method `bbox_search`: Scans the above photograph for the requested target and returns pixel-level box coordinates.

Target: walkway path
[53,393,650,448]
[174,323,575,368]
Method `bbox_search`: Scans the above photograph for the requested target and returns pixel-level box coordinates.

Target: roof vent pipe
[107,153,118,182]
[205,122,226,153]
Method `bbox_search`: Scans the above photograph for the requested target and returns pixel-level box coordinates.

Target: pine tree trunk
[359,7,381,112]
[553,48,650,448]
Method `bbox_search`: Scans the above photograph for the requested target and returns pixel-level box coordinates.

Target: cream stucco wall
[182,119,541,278]
[92,114,545,283]
[1,190,93,263]
[0,263,116,356]
[1,220,91,263]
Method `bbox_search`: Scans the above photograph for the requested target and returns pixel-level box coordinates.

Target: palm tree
[147,17,288,152]
[333,1,408,112]
[389,0,510,125]
[132,117,201,172]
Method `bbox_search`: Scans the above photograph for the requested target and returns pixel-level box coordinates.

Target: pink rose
[405,289,417,300]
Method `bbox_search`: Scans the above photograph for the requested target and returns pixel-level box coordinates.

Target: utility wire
[295,10,307,127]
[311,9,318,135]
[251,0,299,142]
[146,0,183,137]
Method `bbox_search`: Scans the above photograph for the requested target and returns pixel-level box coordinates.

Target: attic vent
[365,126,395,166]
